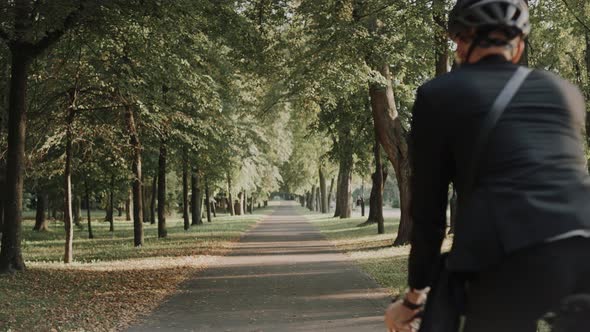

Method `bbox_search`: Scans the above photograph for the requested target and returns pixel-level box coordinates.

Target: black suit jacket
[408,55,590,289]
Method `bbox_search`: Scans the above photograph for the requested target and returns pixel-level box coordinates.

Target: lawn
[0,207,273,332]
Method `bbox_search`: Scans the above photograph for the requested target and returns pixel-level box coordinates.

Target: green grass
[21,211,264,263]
[22,209,111,220]
[0,206,274,332]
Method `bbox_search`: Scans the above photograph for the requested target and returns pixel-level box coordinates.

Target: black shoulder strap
[462,66,533,196]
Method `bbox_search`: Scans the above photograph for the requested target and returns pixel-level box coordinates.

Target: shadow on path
[127,202,390,332]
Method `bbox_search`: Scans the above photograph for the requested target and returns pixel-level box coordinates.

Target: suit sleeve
[408,87,453,290]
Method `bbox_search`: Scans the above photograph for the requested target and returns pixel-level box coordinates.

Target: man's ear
[512,38,525,64]
[455,41,469,64]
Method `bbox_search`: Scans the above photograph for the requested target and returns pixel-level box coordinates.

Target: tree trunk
[85,179,94,239]
[333,171,342,217]
[319,166,327,213]
[367,181,378,222]
[249,196,254,214]
[125,190,131,221]
[125,106,143,247]
[197,186,204,224]
[520,0,529,66]
[360,196,365,217]
[234,200,241,216]
[142,173,149,223]
[369,64,412,246]
[244,191,249,214]
[205,181,212,223]
[394,171,412,246]
[0,47,30,273]
[157,141,167,238]
[63,110,74,264]
[433,0,449,75]
[243,191,247,213]
[182,149,190,230]
[33,192,48,232]
[227,173,235,216]
[191,172,202,225]
[315,187,321,213]
[149,175,156,224]
[73,195,81,228]
[238,191,245,216]
[107,175,114,232]
[585,32,590,96]
[336,157,353,219]
[309,185,316,211]
[327,177,335,213]
[366,137,386,234]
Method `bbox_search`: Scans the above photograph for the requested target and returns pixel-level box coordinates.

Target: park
[0,0,588,331]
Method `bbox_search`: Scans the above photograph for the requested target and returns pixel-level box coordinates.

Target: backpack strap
[462,66,533,196]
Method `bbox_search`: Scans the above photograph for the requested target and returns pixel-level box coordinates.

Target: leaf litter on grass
[0,211,270,332]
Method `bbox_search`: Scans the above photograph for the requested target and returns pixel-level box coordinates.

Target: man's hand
[384,300,420,332]
[384,289,428,332]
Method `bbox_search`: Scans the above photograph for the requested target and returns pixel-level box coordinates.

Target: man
[385,0,590,331]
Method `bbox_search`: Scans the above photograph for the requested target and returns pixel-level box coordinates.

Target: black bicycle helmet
[448,0,531,39]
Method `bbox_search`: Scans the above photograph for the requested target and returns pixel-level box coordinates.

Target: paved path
[127,202,390,332]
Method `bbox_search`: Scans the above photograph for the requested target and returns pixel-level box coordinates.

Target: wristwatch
[402,297,424,310]
[402,288,428,310]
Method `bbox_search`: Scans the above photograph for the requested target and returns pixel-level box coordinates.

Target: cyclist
[385,0,590,331]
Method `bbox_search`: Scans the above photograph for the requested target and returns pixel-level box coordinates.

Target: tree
[182,149,190,230]
[363,137,387,234]
[33,192,48,232]
[125,106,144,247]
[157,141,167,238]
[319,165,328,213]
[0,0,96,272]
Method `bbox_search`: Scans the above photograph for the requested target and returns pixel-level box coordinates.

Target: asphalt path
[127,202,390,332]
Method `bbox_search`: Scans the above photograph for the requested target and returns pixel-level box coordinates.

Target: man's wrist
[404,287,429,305]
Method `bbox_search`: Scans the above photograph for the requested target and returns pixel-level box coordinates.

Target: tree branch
[75,104,132,112]
[30,3,86,56]
[561,0,590,33]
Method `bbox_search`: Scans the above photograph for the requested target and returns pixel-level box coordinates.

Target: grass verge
[0,207,273,332]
